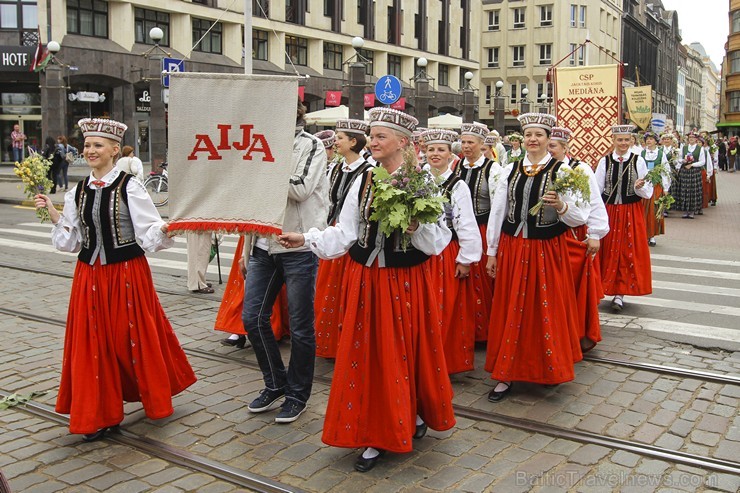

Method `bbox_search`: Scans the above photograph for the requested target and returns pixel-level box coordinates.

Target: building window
[538,44,551,65]
[286,0,305,25]
[569,43,577,65]
[539,5,552,27]
[323,41,343,70]
[134,8,169,46]
[729,91,740,113]
[579,6,586,27]
[67,0,108,38]
[0,0,37,29]
[513,7,525,29]
[731,52,740,74]
[510,83,517,104]
[577,45,585,65]
[512,45,525,67]
[253,0,269,18]
[487,47,499,68]
[285,35,307,65]
[253,29,268,60]
[570,4,576,27]
[485,84,491,105]
[387,54,401,78]
[488,10,499,31]
[192,18,222,54]
[358,48,373,75]
[438,64,449,86]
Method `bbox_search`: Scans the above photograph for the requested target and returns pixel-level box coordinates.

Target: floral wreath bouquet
[644,162,670,187]
[14,151,53,223]
[529,166,591,216]
[369,146,447,251]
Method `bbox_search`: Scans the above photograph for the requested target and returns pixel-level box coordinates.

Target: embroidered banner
[624,85,653,130]
[364,93,375,108]
[553,64,621,167]
[167,73,300,235]
[391,97,406,110]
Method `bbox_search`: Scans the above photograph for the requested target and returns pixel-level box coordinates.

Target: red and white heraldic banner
[167,73,300,236]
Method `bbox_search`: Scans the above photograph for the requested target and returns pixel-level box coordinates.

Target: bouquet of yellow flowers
[14,152,53,223]
[369,146,446,251]
[529,166,591,216]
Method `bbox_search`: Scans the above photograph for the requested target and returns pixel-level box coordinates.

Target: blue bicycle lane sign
[375,75,402,105]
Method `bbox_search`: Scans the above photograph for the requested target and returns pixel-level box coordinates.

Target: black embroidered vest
[75,173,145,265]
[601,153,641,205]
[501,159,569,240]
[441,173,463,241]
[348,169,430,268]
[453,157,494,224]
[327,159,373,224]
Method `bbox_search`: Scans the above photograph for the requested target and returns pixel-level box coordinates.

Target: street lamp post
[494,80,505,135]
[462,71,475,123]
[41,41,68,141]
[413,57,430,127]
[348,37,366,120]
[520,87,530,115]
[144,27,168,171]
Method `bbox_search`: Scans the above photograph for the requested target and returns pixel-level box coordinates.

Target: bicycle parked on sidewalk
[144,162,168,207]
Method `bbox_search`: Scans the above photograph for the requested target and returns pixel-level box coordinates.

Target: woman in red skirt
[35,118,196,441]
[484,113,589,402]
[423,129,482,373]
[279,108,454,473]
[595,125,654,311]
[314,119,374,359]
[548,127,609,353]
[640,132,670,246]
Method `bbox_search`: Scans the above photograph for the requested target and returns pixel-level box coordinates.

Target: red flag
[298,86,305,102]
[30,31,51,72]
[325,90,342,107]
[390,97,406,110]
[364,93,375,108]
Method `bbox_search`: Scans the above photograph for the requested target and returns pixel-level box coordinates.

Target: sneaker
[275,400,306,423]
[648,238,656,247]
[247,388,285,413]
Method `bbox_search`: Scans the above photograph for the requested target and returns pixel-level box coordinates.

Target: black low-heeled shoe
[220,335,247,348]
[413,422,428,439]
[82,425,120,442]
[488,382,513,402]
[354,450,385,473]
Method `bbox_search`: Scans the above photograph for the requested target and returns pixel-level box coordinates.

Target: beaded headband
[335,119,369,136]
[78,118,127,143]
[518,113,557,131]
[368,107,418,137]
[460,122,489,140]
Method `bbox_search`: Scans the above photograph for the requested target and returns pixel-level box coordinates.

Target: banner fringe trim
[168,221,281,236]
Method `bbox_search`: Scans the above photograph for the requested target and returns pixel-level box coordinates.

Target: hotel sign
[0,46,35,72]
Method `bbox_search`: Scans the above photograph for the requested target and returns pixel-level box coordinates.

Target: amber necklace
[522,154,548,176]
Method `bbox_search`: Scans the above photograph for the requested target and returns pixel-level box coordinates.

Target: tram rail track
[1,261,738,386]
[3,303,738,476]
[0,390,305,493]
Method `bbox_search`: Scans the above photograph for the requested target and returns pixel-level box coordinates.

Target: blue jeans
[12,147,23,163]
[242,247,318,405]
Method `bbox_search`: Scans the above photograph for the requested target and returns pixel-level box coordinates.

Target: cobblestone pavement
[0,167,739,492]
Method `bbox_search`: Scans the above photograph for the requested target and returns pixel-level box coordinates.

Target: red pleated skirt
[321,260,456,453]
[643,184,665,237]
[314,254,351,359]
[214,236,290,340]
[565,226,604,349]
[428,240,476,374]
[473,223,494,342]
[701,170,710,209]
[56,256,197,434]
[599,203,653,296]
[484,233,582,384]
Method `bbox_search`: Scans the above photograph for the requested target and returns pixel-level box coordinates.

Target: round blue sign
[375,75,403,105]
